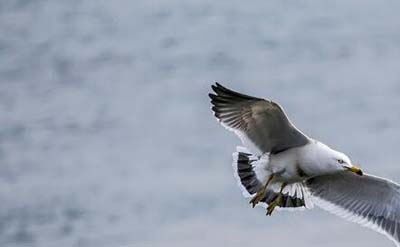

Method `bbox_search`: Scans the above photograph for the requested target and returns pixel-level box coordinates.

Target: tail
[232,146,312,209]
[232,146,266,197]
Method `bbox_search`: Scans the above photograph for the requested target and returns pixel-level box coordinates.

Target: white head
[316,142,363,176]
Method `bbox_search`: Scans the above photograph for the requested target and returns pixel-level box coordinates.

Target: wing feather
[307,172,400,246]
[209,83,310,155]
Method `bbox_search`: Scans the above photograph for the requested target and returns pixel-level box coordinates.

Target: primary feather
[209,82,309,155]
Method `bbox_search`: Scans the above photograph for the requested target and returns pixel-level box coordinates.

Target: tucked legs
[249,174,275,208]
[266,182,287,216]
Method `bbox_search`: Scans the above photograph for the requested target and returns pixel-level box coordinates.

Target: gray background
[1,0,400,246]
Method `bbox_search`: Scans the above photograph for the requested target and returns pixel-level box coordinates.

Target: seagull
[209,82,400,246]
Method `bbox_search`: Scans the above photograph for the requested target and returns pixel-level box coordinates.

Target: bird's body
[266,141,340,183]
[267,144,306,183]
[209,83,400,246]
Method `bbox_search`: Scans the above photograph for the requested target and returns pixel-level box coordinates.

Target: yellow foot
[249,188,266,208]
[266,195,281,216]
[249,175,275,208]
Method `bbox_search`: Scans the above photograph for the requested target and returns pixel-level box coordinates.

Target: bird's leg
[249,174,275,208]
[266,182,287,216]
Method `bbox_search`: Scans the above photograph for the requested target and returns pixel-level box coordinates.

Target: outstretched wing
[209,82,309,155]
[306,172,400,246]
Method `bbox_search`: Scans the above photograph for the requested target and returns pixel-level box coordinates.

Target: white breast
[268,141,334,182]
[268,148,302,182]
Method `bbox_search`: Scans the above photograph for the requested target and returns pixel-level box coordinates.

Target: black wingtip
[211,82,231,96]
[210,82,261,101]
[211,83,221,94]
[212,82,228,93]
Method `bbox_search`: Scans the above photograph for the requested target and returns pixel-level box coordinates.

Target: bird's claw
[266,195,281,216]
[249,188,266,208]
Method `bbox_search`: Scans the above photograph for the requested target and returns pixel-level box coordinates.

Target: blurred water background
[1,0,400,246]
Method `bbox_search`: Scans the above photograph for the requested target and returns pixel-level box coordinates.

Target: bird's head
[315,142,363,176]
[328,150,363,176]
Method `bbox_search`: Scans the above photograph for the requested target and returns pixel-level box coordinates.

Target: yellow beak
[347,165,363,176]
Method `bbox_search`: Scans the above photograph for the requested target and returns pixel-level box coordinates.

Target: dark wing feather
[209,82,309,155]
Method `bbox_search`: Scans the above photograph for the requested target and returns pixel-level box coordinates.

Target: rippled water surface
[1,1,400,246]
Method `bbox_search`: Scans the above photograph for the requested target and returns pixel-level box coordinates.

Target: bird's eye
[338,159,344,164]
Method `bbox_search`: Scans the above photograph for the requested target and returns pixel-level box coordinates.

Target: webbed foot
[249,187,266,208]
[266,194,281,216]
[249,175,275,208]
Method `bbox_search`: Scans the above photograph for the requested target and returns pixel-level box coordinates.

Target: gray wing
[306,172,400,246]
[209,83,309,155]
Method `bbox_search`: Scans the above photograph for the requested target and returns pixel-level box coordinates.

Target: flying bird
[209,82,400,246]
